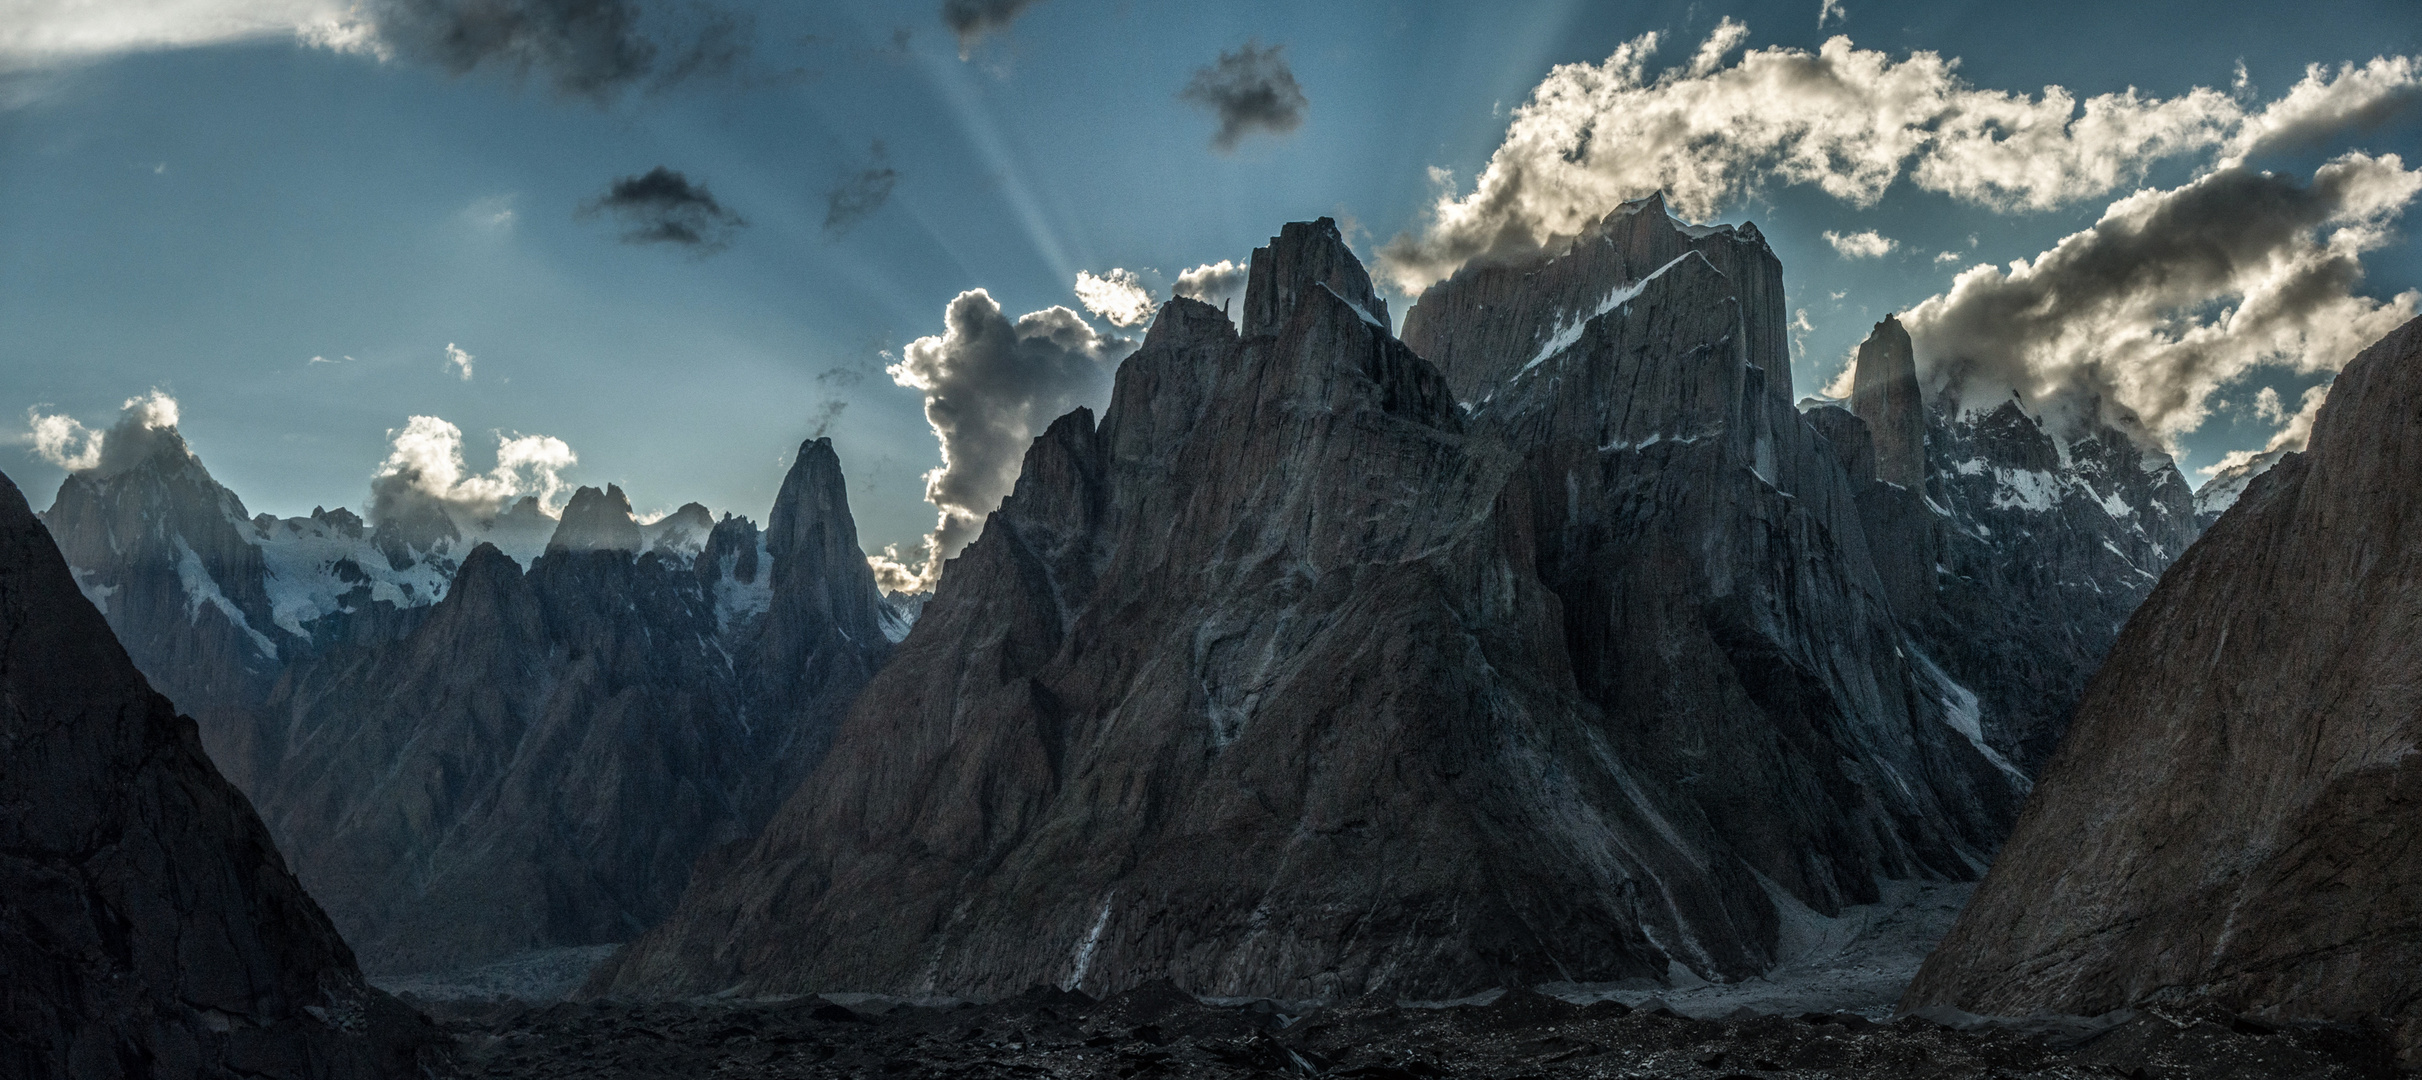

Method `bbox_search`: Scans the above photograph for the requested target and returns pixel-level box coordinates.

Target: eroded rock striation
[1903,314,2422,1055]
[0,468,438,1079]
[595,214,2030,1002]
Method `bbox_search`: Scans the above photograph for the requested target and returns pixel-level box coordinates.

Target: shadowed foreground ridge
[0,468,439,1080]
[593,215,2027,1002]
[1904,313,2422,1055]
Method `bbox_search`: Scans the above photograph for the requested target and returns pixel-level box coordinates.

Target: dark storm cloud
[1180,41,1308,153]
[940,0,1041,59]
[824,142,898,237]
[580,167,746,252]
[365,0,749,102]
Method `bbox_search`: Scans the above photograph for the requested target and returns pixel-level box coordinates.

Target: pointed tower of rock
[1851,314,1925,487]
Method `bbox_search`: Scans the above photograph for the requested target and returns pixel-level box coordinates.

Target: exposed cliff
[244,443,891,974]
[594,216,2025,1002]
[0,467,439,1079]
[1903,314,2422,1057]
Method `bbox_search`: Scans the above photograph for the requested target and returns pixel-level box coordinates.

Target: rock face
[594,215,2027,1002]
[240,441,892,974]
[0,468,436,1079]
[39,432,896,975]
[1802,319,2203,775]
[1903,315,2422,1054]
[1849,315,1924,487]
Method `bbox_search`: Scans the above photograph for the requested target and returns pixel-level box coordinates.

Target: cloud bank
[1073,269,1155,327]
[367,415,578,530]
[873,289,1134,592]
[1181,41,1308,153]
[1376,23,2422,292]
[581,166,746,252]
[19,389,184,477]
[1172,259,1249,315]
[1901,152,2421,445]
[2,0,748,102]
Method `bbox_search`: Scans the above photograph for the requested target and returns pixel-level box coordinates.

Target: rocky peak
[548,483,643,553]
[1904,315,2422,1056]
[645,501,716,561]
[1400,190,1788,404]
[1,465,438,1077]
[1240,217,1389,338]
[1850,315,1924,487]
[311,504,367,538]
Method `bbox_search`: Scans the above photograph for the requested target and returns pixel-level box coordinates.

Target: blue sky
[3,0,2417,567]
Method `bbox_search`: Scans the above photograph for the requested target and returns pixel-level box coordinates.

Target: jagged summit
[1850,314,1925,487]
[0,466,437,1077]
[548,483,644,553]
[1240,217,1389,338]
[1905,314,2422,1058]
[595,216,2021,1002]
[1401,190,1788,405]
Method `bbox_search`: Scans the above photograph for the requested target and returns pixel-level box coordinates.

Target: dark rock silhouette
[245,444,892,975]
[1850,315,1925,488]
[0,467,439,1079]
[592,216,2026,1001]
[1904,314,2422,1058]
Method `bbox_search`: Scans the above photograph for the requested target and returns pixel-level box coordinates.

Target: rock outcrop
[1803,318,2203,775]
[1903,314,2422,1055]
[1849,315,1924,488]
[241,442,892,975]
[594,215,2026,1002]
[0,468,437,1079]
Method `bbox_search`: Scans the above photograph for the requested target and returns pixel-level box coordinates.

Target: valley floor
[414,983,2399,1080]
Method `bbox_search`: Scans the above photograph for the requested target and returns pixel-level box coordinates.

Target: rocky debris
[1849,315,1924,488]
[1904,315,2422,1059]
[595,216,2025,1003]
[244,442,892,976]
[421,986,2396,1080]
[0,467,443,1080]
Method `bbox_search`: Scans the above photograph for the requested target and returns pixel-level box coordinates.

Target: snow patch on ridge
[173,538,276,658]
[1522,252,1702,375]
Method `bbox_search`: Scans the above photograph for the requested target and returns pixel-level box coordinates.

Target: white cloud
[2223,56,2422,165]
[445,342,474,381]
[1073,268,1157,328]
[1934,250,1962,264]
[22,408,102,471]
[463,194,518,230]
[1904,152,2422,446]
[1375,23,2422,293]
[1172,258,1249,315]
[18,388,184,476]
[0,0,360,71]
[880,288,1136,591]
[2201,382,2331,477]
[1818,0,1846,28]
[368,415,577,523]
[1824,228,1897,258]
